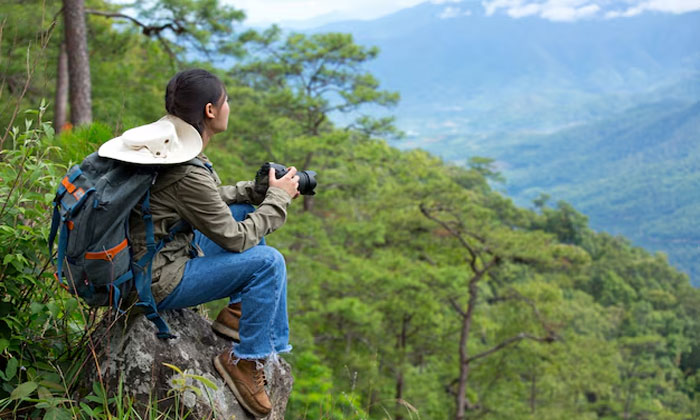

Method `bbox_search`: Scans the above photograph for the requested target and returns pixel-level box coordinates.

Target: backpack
[48,152,205,339]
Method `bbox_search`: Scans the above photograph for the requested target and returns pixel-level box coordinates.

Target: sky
[228,0,700,25]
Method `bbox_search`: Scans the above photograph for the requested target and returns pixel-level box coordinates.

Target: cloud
[541,3,600,20]
[646,0,700,13]
[438,6,473,18]
[605,6,644,18]
[481,0,700,21]
[607,0,700,17]
[483,0,523,16]
[484,0,602,21]
[506,3,541,17]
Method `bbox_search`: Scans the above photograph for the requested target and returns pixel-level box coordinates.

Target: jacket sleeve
[218,181,266,205]
[173,167,291,252]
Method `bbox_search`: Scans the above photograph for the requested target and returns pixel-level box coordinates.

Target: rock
[79,308,293,419]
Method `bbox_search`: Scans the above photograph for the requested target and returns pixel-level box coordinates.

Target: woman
[101,68,298,418]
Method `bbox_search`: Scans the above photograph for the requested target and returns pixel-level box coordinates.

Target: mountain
[302,2,700,284]
[495,100,700,284]
[311,2,700,136]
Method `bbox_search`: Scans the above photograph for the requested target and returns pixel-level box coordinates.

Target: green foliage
[0,105,97,419]
[128,0,246,58]
[235,25,399,137]
[163,362,220,419]
[286,349,368,419]
[0,104,64,387]
[468,156,505,184]
[0,0,59,139]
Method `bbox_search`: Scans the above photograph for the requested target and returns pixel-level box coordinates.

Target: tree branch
[448,297,467,318]
[487,288,560,339]
[86,9,181,35]
[465,332,555,364]
[154,33,178,62]
[420,204,479,268]
[85,9,179,62]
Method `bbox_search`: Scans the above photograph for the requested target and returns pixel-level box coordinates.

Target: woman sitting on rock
[99,68,298,418]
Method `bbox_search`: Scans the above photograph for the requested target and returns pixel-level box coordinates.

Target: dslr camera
[255,162,317,196]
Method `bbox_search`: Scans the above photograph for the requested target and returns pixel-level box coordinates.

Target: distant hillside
[498,101,700,285]
[406,98,700,285]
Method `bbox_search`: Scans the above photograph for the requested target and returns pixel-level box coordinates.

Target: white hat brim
[98,115,203,165]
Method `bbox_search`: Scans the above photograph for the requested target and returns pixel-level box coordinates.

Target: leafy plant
[163,362,219,420]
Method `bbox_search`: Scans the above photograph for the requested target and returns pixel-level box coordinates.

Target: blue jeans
[157,204,291,359]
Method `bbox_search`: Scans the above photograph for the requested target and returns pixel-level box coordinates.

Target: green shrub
[0,104,119,419]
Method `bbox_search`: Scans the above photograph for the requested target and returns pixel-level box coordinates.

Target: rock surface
[80,308,293,419]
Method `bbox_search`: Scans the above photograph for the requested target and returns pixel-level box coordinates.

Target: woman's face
[207,92,230,134]
[213,94,230,133]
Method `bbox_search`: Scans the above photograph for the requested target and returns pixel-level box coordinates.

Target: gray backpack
[49,152,204,339]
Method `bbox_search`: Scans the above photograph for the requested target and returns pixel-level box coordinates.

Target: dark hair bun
[164,69,226,134]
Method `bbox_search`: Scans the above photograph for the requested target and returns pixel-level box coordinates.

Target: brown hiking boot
[213,352,271,418]
[211,302,241,341]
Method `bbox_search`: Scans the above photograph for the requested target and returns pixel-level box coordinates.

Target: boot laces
[253,367,267,389]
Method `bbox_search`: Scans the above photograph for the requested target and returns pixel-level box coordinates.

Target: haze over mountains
[299,1,700,284]
[309,1,698,133]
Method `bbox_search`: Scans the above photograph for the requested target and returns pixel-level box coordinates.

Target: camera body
[255,162,317,196]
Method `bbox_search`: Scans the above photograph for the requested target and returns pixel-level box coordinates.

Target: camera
[255,162,317,196]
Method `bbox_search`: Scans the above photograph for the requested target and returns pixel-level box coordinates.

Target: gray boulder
[80,308,293,419]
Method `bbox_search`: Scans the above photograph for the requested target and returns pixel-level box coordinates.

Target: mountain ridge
[500,100,700,284]
[307,3,700,138]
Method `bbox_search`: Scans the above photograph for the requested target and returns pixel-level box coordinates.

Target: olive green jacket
[128,154,292,303]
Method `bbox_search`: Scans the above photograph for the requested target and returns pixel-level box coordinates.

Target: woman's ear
[204,102,215,119]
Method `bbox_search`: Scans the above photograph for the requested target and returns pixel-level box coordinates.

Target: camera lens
[297,170,317,195]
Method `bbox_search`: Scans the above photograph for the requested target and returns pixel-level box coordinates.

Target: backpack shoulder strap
[132,189,177,339]
[184,157,211,172]
[149,158,213,195]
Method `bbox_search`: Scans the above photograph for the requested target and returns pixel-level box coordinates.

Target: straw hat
[98,115,202,164]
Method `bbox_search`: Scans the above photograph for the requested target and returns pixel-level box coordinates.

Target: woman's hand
[269,167,300,199]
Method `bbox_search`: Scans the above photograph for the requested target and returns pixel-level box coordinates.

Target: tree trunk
[456,277,479,420]
[54,42,69,133]
[395,316,408,420]
[303,195,314,212]
[529,370,537,414]
[63,0,92,126]
[395,371,404,420]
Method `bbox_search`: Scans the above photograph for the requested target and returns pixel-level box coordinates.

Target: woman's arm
[171,167,291,252]
[218,181,266,205]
